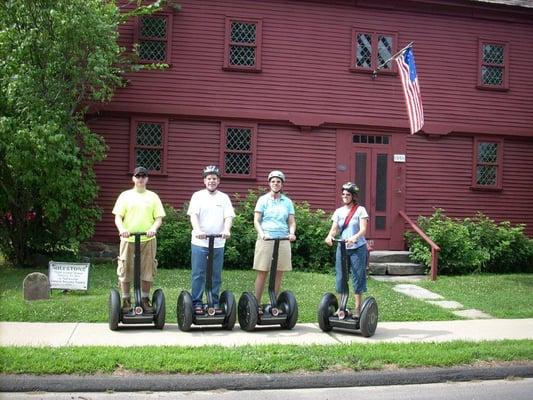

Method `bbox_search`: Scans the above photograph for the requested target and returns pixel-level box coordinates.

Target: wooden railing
[399,210,441,281]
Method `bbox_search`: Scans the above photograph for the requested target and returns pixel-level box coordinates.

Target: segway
[108,232,166,330]
[238,237,298,331]
[317,239,378,337]
[177,234,236,331]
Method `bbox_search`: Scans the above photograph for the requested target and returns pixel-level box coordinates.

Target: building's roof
[473,0,533,8]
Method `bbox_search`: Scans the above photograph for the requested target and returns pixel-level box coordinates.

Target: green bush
[406,209,533,275]
[156,189,334,272]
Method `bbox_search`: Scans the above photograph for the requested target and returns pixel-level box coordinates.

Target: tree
[0,0,177,266]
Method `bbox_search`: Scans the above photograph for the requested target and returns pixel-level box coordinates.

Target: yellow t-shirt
[112,189,166,242]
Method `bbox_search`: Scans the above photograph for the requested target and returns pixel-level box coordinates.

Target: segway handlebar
[332,238,347,244]
[264,237,290,241]
[205,234,223,238]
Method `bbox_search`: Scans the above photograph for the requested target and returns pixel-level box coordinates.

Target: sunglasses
[134,174,147,178]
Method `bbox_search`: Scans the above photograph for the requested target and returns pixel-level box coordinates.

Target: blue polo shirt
[255,193,295,238]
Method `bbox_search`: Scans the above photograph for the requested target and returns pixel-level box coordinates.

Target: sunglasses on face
[134,174,147,178]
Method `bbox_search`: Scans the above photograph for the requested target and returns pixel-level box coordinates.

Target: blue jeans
[335,244,367,295]
[191,244,224,306]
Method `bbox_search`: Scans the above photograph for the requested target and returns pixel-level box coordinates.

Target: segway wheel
[220,290,236,330]
[108,288,121,331]
[152,288,166,330]
[278,290,298,329]
[238,292,258,332]
[359,297,378,337]
[177,290,193,331]
[317,292,338,332]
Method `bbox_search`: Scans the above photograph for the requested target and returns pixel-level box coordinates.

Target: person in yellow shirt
[112,166,166,313]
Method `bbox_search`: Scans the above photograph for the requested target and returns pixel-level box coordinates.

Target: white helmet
[203,165,220,178]
[268,170,285,182]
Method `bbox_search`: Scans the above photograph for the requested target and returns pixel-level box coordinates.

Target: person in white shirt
[187,165,235,314]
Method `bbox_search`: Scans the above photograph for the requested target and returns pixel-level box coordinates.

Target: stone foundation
[79,242,118,264]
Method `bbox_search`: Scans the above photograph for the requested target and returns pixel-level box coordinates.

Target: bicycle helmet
[268,170,286,182]
[342,182,359,195]
[203,165,220,178]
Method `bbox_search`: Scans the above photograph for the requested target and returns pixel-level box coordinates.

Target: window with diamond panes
[224,18,262,71]
[221,125,256,177]
[473,139,502,190]
[135,122,164,172]
[478,41,508,90]
[352,31,396,73]
[138,16,168,62]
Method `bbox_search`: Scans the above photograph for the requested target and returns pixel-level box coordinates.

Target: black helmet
[203,165,220,178]
[342,182,359,195]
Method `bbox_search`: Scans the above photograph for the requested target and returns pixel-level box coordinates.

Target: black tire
[238,292,258,332]
[360,297,378,337]
[177,290,193,331]
[317,292,338,332]
[220,290,236,330]
[152,289,166,329]
[278,290,298,330]
[108,289,121,331]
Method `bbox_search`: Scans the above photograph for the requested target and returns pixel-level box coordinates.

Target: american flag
[395,47,424,134]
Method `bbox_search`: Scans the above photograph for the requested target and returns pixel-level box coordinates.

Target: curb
[2,364,532,392]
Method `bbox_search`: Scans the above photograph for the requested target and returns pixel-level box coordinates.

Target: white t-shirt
[331,204,369,249]
[187,189,235,248]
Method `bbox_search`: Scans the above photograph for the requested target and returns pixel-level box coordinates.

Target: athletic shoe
[141,297,154,313]
[122,298,132,313]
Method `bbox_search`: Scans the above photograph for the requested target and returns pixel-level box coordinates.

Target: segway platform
[238,238,298,331]
[177,234,236,331]
[317,239,378,337]
[108,232,166,330]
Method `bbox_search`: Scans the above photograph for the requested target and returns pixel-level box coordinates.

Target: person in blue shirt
[325,182,369,317]
[252,170,296,306]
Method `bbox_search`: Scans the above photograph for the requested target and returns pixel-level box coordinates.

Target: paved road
[2,378,533,400]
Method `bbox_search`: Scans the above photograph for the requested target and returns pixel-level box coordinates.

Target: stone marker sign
[23,272,50,300]
[49,261,90,290]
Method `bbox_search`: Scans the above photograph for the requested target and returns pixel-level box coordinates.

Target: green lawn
[2,264,532,375]
[1,340,532,375]
[1,264,532,323]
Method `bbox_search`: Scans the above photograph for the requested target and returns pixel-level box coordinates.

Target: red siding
[89,0,533,243]
[405,134,533,234]
[92,117,337,241]
[105,0,533,135]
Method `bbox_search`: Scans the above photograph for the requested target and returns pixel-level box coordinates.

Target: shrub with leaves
[406,209,533,274]
[156,189,334,272]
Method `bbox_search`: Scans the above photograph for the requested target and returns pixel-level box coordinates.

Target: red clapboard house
[88,0,533,250]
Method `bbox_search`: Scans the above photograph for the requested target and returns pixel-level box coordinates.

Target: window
[353,134,390,144]
[219,123,257,178]
[130,117,168,174]
[472,138,503,190]
[223,18,262,72]
[478,40,508,90]
[351,30,397,73]
[135,14,173,63]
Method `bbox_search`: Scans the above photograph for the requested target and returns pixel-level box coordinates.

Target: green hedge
[406,209,533,275]
[157,189,335,272]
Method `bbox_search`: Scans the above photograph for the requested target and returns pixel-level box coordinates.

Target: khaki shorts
[253,238,292,272]
[117,238,158,283]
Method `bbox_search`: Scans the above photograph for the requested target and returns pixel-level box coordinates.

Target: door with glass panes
[352,136,392,240]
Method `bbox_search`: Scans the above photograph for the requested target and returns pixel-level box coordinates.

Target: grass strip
[1,340,532,375]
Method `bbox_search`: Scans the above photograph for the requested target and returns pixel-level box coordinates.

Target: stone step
[369,250,412,263]
[368,262,426,275]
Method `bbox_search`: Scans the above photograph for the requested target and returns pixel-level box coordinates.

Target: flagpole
[371,41,414,80]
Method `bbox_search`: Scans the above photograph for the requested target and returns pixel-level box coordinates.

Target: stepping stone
[393,284,444,300]
[426,300,464,310]
[453,309,493,319]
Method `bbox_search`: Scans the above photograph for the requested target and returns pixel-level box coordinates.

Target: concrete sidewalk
[1,319,533,347]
